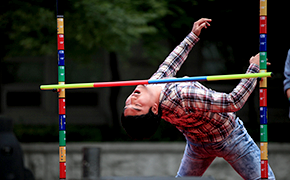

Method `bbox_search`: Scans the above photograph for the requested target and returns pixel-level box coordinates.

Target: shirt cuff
[186,32,200,45]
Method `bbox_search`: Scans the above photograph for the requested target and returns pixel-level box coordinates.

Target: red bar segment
[57,34,65,50]
[261,160,268,178]
[93,80,149,88]
[260,16,267,34]
[259,88,267,107]
[59,98,66,114]
[59,162,66,179]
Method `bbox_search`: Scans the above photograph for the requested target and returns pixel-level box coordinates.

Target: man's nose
[126,96,133,105]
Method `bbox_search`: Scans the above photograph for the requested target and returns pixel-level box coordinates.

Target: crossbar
[40,72,272,90]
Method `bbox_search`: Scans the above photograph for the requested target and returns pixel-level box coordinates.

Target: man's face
[124,85,156,116]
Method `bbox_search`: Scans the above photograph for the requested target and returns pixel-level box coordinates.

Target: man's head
[123,85,160,116]
[121,106,162,140]
[121,85,163,140]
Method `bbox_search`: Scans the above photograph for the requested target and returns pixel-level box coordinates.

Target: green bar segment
[59,130,66,146]
[58,66,65,82]
[260,52,267,70]
[260,124,268,142]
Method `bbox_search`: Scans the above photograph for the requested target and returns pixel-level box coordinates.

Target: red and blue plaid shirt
[150,32,259,142]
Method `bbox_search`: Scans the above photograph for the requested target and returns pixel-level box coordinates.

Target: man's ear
[151,103,159,115]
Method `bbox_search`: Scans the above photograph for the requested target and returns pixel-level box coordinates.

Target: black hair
[121,105,162,140]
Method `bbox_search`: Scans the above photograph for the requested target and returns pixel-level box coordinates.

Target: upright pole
[57,0,66,179]
[259,0,268,179]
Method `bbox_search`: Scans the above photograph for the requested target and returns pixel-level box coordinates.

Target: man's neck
[146,84,163,104]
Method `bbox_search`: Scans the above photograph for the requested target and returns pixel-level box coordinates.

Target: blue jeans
[176,118,275,180]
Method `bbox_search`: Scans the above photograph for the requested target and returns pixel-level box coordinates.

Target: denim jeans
[176,118,275,180]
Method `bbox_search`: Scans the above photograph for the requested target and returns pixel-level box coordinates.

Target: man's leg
[222,119,275,179]
[176,141,215,177]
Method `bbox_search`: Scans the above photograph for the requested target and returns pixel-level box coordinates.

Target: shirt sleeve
[149,32,199,80]
[283,49,290,94]
[180,63,260,113]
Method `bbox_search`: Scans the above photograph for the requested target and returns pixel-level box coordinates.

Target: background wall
[22,142,290,180]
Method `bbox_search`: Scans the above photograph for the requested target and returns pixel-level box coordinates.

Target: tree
[65,0,168,131]
[0,0,168,130]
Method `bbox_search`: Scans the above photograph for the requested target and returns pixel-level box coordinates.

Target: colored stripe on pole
[261,160,268,179]
[260,70,267,88]
[260,124,268,142]
[59,146,66,162]
[260,52,267,70]
[59,98,66,114]
[59,82,65,98]
[57,34,65,50]
[59,115,66,131]
[58,50,65,66]
[260,0,267,16]
[57,18,64,34]
[40,72,273,90]
[260,107,268,124]
[58,66,65,82]
[260,34,267,52]
[59,162,66,179]
[260,16,267,34]
[260,142,268,160]
[259,89,267,107]
[59,130,66,146]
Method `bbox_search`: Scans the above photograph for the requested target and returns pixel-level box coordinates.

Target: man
[121,18,275,179]
[283,49,290,118]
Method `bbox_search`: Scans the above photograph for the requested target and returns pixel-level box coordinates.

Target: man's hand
[249,53,271,66]
[191,18,212,36]
[249,53,260,66]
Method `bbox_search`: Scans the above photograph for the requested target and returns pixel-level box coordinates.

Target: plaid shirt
[150,32,259,143]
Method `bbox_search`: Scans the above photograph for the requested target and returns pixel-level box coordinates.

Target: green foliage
[13,8,55,55]
[1,0,168,58]
[2,2,56,57]
[66,0,168,52]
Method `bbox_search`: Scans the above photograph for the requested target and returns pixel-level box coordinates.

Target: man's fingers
[206,22,211,27]
[200,22,207,29]
[267,58,271,66]
[197,21,211,31]
[192,18,212,36]
[196,18,212,25]
[194,18,212,28]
